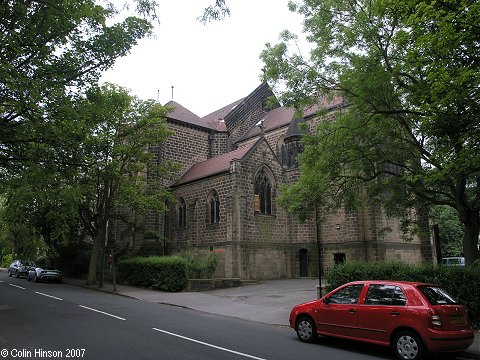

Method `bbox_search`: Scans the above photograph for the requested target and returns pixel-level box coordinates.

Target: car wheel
[296,316,317,343]
[394,330,424,360]
[15,270,19,278]
[8,270,12,277]
[34,275,39,283]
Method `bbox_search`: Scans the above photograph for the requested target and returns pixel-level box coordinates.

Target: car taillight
[428,309,443,330]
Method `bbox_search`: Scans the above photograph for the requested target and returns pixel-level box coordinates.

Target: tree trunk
[463,217,480,266]
[87,217,109,285]
[87,235,101,285]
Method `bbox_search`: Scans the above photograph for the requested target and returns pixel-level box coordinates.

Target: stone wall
[226,84,277,146]
[162,122,211,173]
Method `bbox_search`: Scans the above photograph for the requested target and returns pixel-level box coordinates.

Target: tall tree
[261,0,480,265]
[0,0,156,175]
[0,146,82,264]
[73,84,176,285]
[432,205,464,258]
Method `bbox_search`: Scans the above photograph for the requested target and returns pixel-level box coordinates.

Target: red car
[290,280,474,360]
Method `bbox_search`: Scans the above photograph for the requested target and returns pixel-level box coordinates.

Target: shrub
[117,256,188,292]
[2,253,13,268]
[178,249,219,279]
[326,261,480,329]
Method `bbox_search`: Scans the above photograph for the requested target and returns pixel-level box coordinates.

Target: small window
[178,198,186,229]
[207,190,220,224]
[328,284,364,304]
[365,284,406,306]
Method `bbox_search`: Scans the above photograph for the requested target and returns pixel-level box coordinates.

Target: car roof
[345,280,436,287]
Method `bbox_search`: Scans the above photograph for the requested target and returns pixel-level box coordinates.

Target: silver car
[27,267,62,283]
[8,260,36,278]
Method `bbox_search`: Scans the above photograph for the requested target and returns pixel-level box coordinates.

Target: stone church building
[109,82,434,280]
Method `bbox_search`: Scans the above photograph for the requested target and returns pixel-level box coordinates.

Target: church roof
[302,95,346,117]
[235,95,347,144]
[177,143,254,185]
[236,107,295,143]
[202,98,244,132]
[165,101,203,125]
[165,98,245,132]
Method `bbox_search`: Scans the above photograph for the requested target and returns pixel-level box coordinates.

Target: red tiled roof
[236,95,347,143]
[303,95,346,117]
[165,101,202,125]
[165,99,246,132]
[202,98,244,132]
[178,143,254,185]
[237,107,295,142]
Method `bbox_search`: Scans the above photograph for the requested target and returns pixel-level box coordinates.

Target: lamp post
[315,207,323,298]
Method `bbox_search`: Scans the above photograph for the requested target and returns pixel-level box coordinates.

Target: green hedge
[326,261,480,329]
[178,249,219,279]
[117,256,188,292]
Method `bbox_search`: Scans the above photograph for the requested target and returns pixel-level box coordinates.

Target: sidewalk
[64,278,318,326]
[64,277,480,358]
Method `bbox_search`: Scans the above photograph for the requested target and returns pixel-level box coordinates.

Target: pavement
[62,277,480,358]
[63,277,319,327]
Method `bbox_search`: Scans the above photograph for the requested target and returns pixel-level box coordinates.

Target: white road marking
[9,284,26,290]
[152,328,267,360]
[78,305,126,321]
[35,291,63,301]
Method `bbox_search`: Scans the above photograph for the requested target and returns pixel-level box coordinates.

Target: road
[0,272,393,360]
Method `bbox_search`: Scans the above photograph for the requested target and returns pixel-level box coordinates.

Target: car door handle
[348,308,357,313]
[390,311,400,316]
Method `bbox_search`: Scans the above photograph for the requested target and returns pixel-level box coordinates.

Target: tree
[432,206,464,258]
[198,0,230,24]
[0,195,39,261]
[0,0,156,175]
[0,157,82,265]
[72,84,177,285]
[0,0,232,176]
[261,0,480,265]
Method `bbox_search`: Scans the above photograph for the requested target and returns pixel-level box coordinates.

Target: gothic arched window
[178,197,186,228]
[254,168,274,215]
[207,190,220,224]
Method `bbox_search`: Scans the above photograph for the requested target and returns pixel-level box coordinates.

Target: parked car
[441,257,465,267]
[8,260,37,278]
[290,280,474,360]
[27,266,62,283]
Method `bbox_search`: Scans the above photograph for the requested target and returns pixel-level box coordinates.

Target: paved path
[64,278,319,326]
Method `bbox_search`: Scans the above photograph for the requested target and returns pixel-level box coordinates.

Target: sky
[100,1,306,117]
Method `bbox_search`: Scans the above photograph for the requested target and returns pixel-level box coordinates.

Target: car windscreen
[418,286,458,305]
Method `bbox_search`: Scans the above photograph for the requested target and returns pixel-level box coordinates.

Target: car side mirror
[323,297,330,304]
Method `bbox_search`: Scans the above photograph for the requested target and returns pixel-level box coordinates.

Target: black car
[8,260,37,278]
